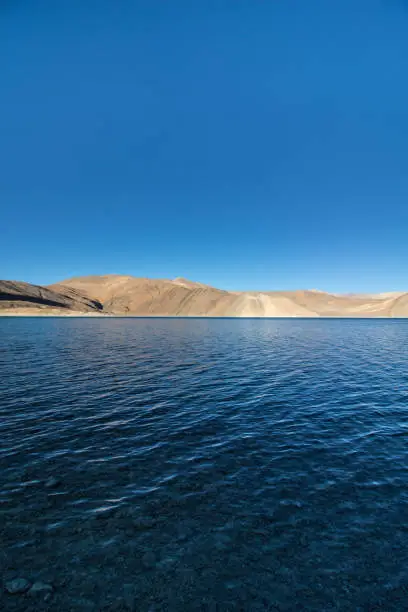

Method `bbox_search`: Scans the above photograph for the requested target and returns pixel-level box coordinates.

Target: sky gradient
[1,0,408,293]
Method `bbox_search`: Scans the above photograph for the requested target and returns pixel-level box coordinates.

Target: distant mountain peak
[172,277,209,288]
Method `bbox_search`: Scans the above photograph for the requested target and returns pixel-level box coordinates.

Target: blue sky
[1,0,408,292]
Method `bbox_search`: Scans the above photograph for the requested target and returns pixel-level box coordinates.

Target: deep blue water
[1,317,408,611]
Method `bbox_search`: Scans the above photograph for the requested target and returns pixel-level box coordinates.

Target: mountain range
[1,275,408,317]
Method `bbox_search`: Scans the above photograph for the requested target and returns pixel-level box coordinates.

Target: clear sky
[1,0,408,293]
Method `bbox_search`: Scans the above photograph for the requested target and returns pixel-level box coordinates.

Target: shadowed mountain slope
[0,280,102,312]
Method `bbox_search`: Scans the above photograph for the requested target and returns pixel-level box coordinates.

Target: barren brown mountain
[0,275,407,317]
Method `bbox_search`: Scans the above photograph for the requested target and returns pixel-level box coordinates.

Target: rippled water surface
[1,317,408,610]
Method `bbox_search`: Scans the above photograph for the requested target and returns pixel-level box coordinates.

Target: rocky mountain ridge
[1,275,407,317]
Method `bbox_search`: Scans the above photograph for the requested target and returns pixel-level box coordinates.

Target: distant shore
[0,310,110,317]
[0,310,393,319]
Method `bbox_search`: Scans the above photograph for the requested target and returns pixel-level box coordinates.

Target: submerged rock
[4,578,31,594]
[27,581,53,597]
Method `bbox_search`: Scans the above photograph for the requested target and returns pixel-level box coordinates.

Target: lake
[1,317,408,610]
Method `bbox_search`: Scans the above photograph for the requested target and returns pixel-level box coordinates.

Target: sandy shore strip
[0,309,112,317]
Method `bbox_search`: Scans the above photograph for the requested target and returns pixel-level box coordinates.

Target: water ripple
[1,317,408,610]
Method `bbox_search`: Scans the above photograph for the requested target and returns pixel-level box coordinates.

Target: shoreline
[0,311,397,319]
